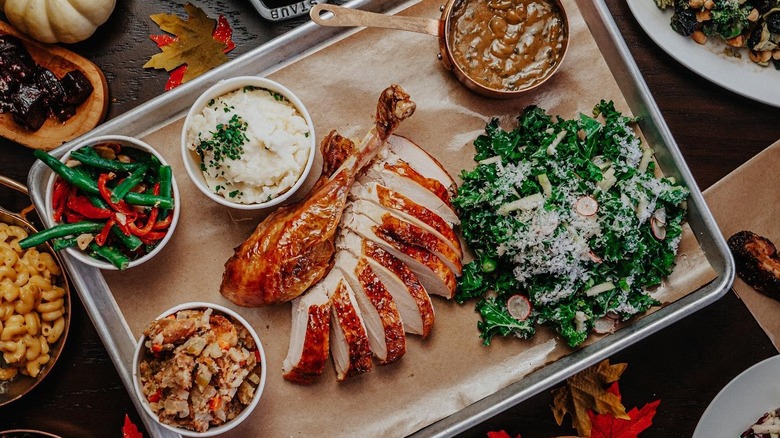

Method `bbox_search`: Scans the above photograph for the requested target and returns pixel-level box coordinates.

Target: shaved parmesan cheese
[498,193,544,215]
[585,281,615,296]
[546,130,567,156]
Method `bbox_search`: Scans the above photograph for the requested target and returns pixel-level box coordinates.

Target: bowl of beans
[23,135,180,270]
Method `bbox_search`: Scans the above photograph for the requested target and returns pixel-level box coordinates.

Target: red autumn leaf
[588,384,660,438]
[213,15,235,52]
[150,34,176,47]
[487,430,520,438]
[122,414,143,438]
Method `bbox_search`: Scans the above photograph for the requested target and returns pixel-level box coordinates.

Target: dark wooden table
[1,0,779,436]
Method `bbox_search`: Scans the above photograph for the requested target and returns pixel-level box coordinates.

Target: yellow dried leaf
[551,360,629,437]
[143,3,228,83]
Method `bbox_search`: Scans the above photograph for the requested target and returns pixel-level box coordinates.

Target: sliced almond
[76,234,94,250]
[94,144,117,160]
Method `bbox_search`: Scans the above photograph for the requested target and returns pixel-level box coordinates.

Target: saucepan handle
[0,174,29,196]
[310,3,440,36]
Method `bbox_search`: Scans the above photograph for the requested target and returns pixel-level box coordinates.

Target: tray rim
[25,0,735,436]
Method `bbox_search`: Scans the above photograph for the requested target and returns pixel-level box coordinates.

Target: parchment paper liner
[704,139,780,352]
[103,0,717,434]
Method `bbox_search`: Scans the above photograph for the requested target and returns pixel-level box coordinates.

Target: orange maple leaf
[551,360,629,437]
[144,3,230,84]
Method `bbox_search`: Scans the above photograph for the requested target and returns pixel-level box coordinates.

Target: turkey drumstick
[220,85,416,307]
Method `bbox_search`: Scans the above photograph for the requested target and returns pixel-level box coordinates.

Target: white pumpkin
[0,0,116,44]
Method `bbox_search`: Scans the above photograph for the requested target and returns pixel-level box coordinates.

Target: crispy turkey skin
[220,85,416,307]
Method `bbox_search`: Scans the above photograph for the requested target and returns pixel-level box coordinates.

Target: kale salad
[454,102,689,347]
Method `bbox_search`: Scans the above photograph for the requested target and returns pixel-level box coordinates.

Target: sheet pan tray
[26,0,734,436]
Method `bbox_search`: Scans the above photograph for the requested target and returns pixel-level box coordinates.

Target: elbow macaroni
[0,223,67,379]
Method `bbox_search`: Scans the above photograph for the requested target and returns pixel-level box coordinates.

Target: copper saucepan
[310,0,569,99]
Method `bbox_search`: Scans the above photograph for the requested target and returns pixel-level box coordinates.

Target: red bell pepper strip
[67,195,113,220]
[95,218,116,246]
[128,208,158,237]
[208,396,222,412]
[147,388,162,403]
[138,231,167,246]
[97,173,136,215]
[65,211,86,224]
[51,178,70,222]
[128,184,160,237]
[152,213,173,231]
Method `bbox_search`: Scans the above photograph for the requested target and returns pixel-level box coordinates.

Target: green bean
[111,163,150,203]
[34,149,100,196]
[111,225,142,251]
[19,221,104,249]
[122,147,154,164]
[35,150,174,209]
[77,146,100,158]
[125,192,174,209]
[52,237,79,251]
[70,149,143,172]
[87,194,108,209]
[158,165,173,219]
[88,242,130,270]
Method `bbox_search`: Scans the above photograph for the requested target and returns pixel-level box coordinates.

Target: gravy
[448,0,566,91]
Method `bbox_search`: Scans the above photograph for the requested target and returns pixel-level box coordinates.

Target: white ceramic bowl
[132,302,267,437]
[43,135,180,270]
[180,76,316,210]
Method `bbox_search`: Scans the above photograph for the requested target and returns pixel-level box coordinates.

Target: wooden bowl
[0,21,109,150]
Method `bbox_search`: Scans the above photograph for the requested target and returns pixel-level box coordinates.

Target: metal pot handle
[0,174,29,196]
[0,174,33,220]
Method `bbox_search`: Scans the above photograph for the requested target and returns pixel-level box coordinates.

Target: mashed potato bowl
[181,77,316,210]
[132,302,267,437]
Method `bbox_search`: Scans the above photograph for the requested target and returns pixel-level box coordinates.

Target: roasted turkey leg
[220,85,416,307]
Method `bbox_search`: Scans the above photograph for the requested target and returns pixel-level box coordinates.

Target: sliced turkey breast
[359,165,460,226]
[334,251,406,365]
[350,199,462,275]
[337,231,435,338]
[350,181,462,258]
[387,135,457,196]
[328,268,373,381]
[282,281,331,385]
[341,209,457,299]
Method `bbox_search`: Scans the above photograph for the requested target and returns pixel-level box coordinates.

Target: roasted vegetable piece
[60,70,94,105]
[707,0,751,39]
[728,230,780,301]
[11,83,47,130]
[671,3,698,36]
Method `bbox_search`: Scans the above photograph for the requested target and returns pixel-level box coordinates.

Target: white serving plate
[627,0,780,108]
[694,354,780,437]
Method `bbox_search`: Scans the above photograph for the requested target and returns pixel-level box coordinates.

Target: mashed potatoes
[186,86,311,204]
